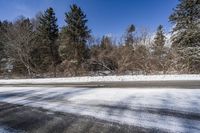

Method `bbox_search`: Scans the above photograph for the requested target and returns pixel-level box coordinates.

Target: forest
[0,0,199,78]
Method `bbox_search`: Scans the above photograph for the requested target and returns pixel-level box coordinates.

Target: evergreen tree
[169,0,200,48]
[153,25,166,56]
[37,7,60,77]
[153,25,169,72]
[154,25,165,48]
[0,21,4,73]
[100,36,113,50]
[60,4,91,63]
[0,21,11,74]
[169,0,200,73]
[0,21,4,62]
[124,24,135,46]
[0,21,10,60]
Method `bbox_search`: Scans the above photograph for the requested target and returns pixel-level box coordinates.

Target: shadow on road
[0,102,166,133]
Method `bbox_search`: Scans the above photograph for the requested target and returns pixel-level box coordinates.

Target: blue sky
[0,0,178,37]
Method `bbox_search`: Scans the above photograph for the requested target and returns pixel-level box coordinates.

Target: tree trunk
[26,66,32,78]
[53,63,57,77]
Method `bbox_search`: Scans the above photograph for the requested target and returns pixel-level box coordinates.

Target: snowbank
[0,74,200,85]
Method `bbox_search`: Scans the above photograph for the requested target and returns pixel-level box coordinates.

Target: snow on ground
[0,74,200,84]
[0,86,200,132]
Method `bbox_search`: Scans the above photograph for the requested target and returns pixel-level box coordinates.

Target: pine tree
[0,21,10,60]
[154,25,165,48]
[124,24,135,46]
[60,4,91,63]
[100,36,113,50]
[153,25,169,73]
[0,21,4,73]
[0,21,11,74]
[153,25,166,56]
[0,21,4,61]
[37,7,60,77]
[169,0,200,48]
[169,0,200,73]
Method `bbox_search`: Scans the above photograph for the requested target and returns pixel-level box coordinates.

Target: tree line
[0,0,199,78]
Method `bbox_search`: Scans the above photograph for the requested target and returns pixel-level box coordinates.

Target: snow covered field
[0,85,200,132]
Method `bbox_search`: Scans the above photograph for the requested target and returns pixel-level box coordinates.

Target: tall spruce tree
[169,0,200,48]
[153,25,169,72]
[153,25,166,56]
[100,36,113,50]
[60,4,91,63]
[169,0,200,73]
[154,25,165,48]
[37,7,60,77]
[0,21,11,74]
[0,21,4,61]
[0,21,4,73]
[0,21,9,61]
[124,24,135,46]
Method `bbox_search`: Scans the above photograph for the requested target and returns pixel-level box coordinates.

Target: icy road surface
[0,86,200,133]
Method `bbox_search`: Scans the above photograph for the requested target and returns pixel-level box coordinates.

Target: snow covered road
[0,86,200,133]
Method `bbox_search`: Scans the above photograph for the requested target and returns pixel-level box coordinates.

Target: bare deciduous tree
[5,17,36,77]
